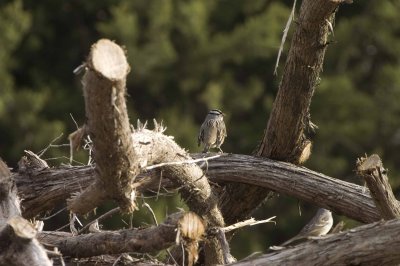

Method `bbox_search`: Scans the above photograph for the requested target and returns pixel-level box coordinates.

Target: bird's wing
[216,122,226,145]
[198,126,204,147]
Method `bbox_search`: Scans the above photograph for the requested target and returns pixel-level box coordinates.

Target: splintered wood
[356,154,400,220]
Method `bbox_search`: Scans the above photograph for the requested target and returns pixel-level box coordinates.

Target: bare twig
[222,216,276,233]
[145,154,223,170]
[79,207,120,234]
[143,203,158,226]
[38,133,64,157]
[274,0,297,75]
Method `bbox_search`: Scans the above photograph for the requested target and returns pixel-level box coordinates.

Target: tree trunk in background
[220,0,342,224]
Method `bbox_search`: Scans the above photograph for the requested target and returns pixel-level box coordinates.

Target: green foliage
[1,0,400,260]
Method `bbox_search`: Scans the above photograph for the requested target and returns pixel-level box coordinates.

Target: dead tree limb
[258,0,340,161]
[129,125,225,265]
[68,39,138,214]
[219,0,347,224]
[356,154,400,219]
[16,154,381,223]
[232,218,400,266]
[38,212,202,258]
[0,159,51,266]
[62,255,169,266]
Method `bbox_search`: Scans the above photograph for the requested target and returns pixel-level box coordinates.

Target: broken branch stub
[68,39,139,214]
[356,154,400,219]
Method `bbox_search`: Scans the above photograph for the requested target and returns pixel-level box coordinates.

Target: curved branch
[16,154,381,223]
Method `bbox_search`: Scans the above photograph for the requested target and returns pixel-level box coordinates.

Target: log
[69,39,138,214]
[16,154,381,223]
[232,218,400,266]
[38,212,203,258]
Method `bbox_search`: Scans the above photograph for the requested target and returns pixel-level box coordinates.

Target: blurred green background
[1,0,400,260]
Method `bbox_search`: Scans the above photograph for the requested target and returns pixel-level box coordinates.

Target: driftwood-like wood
[129,126,225,265]
[69,39,138,214]
[16,154,382,223]
[0,159,51,266]
[232,218,400,266]
[219,0,344,225]
[38,212,200,258]
[356,154,400,219]
[60,255,170,266]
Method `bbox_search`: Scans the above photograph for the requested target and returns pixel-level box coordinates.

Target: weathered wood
[0,159,51,266]
[59,255,170,266]
[38,212,201,258]
[69,39,138,214]
[232,218,400,266]
[257,0,338,161]
[129,126,225,265]
[356,154,400,219]
[0,160,20,227]
[15,154,382,223]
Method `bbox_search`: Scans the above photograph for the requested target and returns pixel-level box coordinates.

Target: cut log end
[89,39,130,81]
[8,216,37,239]
[356,154,382,173]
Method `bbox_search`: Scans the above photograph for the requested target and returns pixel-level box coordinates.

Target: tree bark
[38,212,199,258]
[128,125,225,265]
[15,154,383,223]
[68,39,138,214]
[356,154,400,219]
[0,159,51,266]
[232,218,400,266]
[218,0,344,224]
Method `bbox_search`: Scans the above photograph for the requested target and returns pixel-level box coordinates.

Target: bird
[198,109,227,153]
[281,208,333,246]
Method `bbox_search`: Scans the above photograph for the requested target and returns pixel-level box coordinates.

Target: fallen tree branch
[356,154,400,219]
[222,216,276,233]
[232,218,400,266]
[16,154,381,223]
[38,212,201,258]
[130,125,225,265]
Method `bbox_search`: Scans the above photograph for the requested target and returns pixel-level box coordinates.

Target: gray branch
[15,154,382,223]
[0,159,51,266]
[356,154,400,219]
[232,218,400,266]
